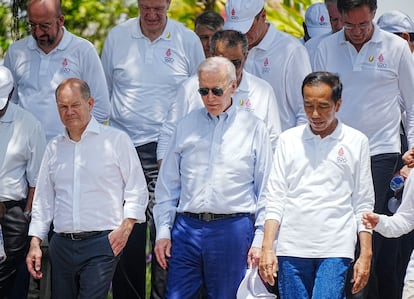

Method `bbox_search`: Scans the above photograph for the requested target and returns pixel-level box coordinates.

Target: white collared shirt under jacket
[101,17,205,147]
[154,103,273,248]
[29,117,149,241]
[0,103,46,201]
[264,122,374,259]
[4,28,110,141]
[314,25,414,155]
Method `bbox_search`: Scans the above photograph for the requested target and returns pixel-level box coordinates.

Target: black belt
[182,212,252,222]
[58,230,110,241]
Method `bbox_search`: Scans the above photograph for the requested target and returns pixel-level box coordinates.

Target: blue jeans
[166,214,254,299]
[278,256,351,299]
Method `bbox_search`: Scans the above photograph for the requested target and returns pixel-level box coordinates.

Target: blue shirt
[154,103,273,247]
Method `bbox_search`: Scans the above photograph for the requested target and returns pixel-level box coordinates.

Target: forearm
[24,187,35,213]
[262,219,280,250]
[358,231,372,259]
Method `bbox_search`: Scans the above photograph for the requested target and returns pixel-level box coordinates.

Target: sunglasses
[198,87,225,97]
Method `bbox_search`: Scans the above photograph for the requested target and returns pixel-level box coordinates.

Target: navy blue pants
[166,214,254,299]
[49,232,118,299]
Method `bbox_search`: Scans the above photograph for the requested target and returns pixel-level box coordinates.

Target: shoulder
[279,124,306,140]
[244,71,273,90]
[107,18,138,38]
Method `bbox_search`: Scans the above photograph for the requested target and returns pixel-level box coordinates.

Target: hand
[108,218,135,256]
[154,238,171,270]
[400,165,412,179]
[362,213,379,230]
[402,148,414,168]
[247,247,261,268]
[26,237,43,279]
[259,248,278,286]
[351,255,371,294]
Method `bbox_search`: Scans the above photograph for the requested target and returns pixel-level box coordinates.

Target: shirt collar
[252,23,276,51]
[0,102,16,123]
[303,119,344,140]
[236,70,249,93]
[28,27,72,52]
[133,17,173,41]
[338,23,382,46]
[204,100,236,123]
[62,116,100,141]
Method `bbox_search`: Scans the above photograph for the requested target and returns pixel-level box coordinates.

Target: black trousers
[0,201,30,298]
[112,142,167,299]
[350,153,402,299]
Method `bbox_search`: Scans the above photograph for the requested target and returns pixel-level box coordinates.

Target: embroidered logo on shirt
[61,58,70,73]
[377,53,387,68]
[336,147,347,164]
[262,58,270,74]
[164,48,174,63]
[230,8,239,20]
[239,98,253,110]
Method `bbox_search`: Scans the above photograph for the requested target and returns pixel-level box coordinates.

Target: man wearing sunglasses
[157,30,282,163]
[154,56,273,298]
[314,0,414,298]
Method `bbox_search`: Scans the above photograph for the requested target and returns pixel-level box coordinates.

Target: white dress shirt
[156,70,282,160]
[29,117,149,241]
[154,103,273,247]
[0,103,46,201]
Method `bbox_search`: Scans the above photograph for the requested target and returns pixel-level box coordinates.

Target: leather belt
[58,230,110,241]
[182,212,252,222]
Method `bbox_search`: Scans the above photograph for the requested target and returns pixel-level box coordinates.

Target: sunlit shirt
[0,103,46,201]
[154,103,273,247]
[29,117,148,241]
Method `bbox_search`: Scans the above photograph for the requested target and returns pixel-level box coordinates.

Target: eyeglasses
[343,21,371,30]
[198,87,226,97]
[28,21,54,32]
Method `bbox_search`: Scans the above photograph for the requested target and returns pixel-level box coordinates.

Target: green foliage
[0,0,322,58]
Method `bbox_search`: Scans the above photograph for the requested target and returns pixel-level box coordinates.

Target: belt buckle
[202,213,213,222]
[69,233,81,240]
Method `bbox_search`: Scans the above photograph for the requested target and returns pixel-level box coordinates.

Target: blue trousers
[49,232,118,299]
[278,256,351,299]
[166,214,254,299]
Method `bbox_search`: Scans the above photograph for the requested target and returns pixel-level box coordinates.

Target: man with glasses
[3,0,110,297]
[153,56,273,298]
[157,30,282,162]
[314,0,414,298]
[4,0,110,142]
[101,0,204,298]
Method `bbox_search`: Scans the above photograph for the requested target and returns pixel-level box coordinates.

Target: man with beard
[3,0,110,297]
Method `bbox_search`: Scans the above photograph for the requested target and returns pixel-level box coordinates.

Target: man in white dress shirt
[26,78,148,299]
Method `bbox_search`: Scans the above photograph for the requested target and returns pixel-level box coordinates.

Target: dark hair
[301,72,343,104]
[210,30,248,56]
[195,10,224,32]
[337,0,377,14]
